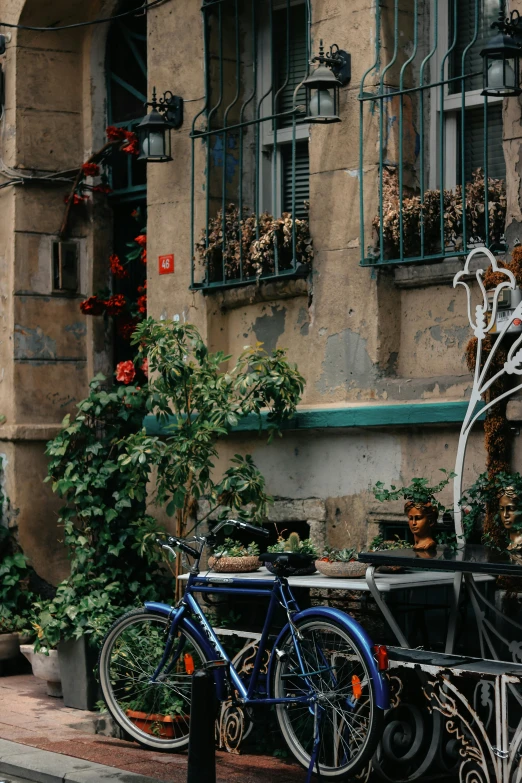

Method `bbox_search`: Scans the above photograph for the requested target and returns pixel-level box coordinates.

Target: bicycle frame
[145,570,389,710]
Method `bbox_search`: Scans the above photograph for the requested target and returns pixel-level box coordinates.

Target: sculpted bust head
[404,501,438,551]
[499,486,522,551]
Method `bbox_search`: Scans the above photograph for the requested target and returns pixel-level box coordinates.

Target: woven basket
[315,559,367,578]
[208,555,261,573]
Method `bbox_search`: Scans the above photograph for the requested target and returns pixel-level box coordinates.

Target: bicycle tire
[273,618,384,779]
[98,608,208,751]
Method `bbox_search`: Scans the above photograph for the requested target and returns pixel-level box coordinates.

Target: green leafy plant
[318,546,358,563]
[34,376,172,651]
[212,538,260,558]
[267,532,318,557]
[120,320,304,581]
[373,470,455,513]
[369,535,412,551]
[0,526,37,636]
[460,471,522,547]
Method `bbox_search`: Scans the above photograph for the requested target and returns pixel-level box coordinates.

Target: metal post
[187,668,219,783]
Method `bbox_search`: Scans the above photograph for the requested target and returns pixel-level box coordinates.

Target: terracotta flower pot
[315,559,367,578]
[208,555,260,573]
[126,710,188,739]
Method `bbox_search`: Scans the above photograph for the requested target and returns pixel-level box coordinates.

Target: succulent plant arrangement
[267,532,318,557]
[195,203,313,283]
[318,547,358,563]
[369,535,412,551]
[212,539,260,558]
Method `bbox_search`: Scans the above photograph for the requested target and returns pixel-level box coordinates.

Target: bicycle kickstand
[305,703,322,783]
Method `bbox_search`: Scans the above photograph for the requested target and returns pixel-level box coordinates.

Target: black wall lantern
[302,41,351,124]
[137,88,183,163]
[481,4,522,97]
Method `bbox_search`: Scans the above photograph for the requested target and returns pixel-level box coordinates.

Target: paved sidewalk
[0,675,304,783]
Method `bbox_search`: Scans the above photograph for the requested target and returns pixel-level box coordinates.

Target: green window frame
[190,0,312,291]
[359,0,507,268]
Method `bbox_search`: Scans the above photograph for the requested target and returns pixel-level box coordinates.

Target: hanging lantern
[302,41,350,124]
[481,6,522,97]
[137,88,183,163]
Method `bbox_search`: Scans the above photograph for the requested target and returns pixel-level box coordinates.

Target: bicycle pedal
[275,648,288,661]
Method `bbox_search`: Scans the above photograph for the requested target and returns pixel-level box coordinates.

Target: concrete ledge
[0,739,162,783]
[145,400,485,436]
[0,424,64,442]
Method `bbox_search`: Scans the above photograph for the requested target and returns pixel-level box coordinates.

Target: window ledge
[204,277,309,312]
[394,254,505,289]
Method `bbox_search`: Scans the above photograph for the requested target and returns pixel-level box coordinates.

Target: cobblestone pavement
[0,675,304,782]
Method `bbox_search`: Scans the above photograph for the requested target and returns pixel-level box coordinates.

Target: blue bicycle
[99,519,389,779]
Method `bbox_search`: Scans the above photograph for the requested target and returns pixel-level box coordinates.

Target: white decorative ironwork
[453,248,521,539]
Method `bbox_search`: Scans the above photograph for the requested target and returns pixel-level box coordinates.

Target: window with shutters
[359,0,507,267]
[190,0,312,290]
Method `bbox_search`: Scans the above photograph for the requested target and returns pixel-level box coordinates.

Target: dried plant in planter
[195,203,313,283]
[373,168,506,260]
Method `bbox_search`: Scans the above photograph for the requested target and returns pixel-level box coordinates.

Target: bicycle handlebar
[156,519,269,563]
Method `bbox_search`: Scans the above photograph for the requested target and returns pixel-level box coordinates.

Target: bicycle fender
[144,601,227,700]
[267,606,390,710]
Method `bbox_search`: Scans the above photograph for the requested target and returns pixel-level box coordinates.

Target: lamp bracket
[147,88,184,129]
[311,41,351,86]
[492,6,522,40]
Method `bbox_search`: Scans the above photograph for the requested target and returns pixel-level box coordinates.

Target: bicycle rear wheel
[98,608,208,751]
[273,618,384,779]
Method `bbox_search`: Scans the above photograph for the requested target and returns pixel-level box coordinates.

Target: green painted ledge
[144,401,485,436]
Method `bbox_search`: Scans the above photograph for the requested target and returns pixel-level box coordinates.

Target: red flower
[116,360,136,385]
[131,209,139,218]
[117,317,138,341]
[64,192,89,206]
[104,294,127,316]
[80,296,105,316]
[122,131,139,156]
[92,184,112,194]
[82,162,100,177]
[109,254,129,279]
[141,357,149,377]
[106,126,127,142]
[134,234,147,247]
[137,294,147,315]
[141,248,147,264]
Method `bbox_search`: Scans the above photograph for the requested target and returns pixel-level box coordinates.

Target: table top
[179,565,493,592]
[358,544,522,576]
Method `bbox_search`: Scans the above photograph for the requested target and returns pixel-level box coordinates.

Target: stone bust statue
[404,501,438,550]
[499,486,522,551]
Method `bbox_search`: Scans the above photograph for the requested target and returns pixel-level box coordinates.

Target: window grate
[359,0,507,268]
[190,0,312,291]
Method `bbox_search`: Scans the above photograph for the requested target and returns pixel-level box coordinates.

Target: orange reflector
[351,674,362,700]
[373,644,389,671]
[184,653,195,675]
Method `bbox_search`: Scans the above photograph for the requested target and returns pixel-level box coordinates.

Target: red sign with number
[158,254,174,275]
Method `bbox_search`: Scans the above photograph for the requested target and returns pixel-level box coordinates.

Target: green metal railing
[190,0,312,291]
[359,0,507,268]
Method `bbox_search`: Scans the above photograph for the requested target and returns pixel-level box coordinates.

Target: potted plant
[123,692,188,739]
[208,539,261,573]
[20,642,62,697]
[264,532,318,576]
[0,525,37,667]
[315,547,366,578]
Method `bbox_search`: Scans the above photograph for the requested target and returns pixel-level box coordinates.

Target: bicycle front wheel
[273,619,384,779]
[98,608,208,751]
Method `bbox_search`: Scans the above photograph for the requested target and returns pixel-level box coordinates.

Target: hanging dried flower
[64,193,89,206]
[134,234,147,247]
[109,254,129,279]
[137,294,147,314]
[117,316,139,341]
[106,126,127,142]
[80,296,105,315]
[104,294,127,316]
[122,131,139,156]
[81,162,100,177]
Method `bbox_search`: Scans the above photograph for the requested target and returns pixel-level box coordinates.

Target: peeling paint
[65,322,87,340]
[317,329,379,394]
[297,307,309,337]
[252,306,286,354]
[14,325,56,360]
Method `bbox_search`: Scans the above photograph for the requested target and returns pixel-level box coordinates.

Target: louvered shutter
[449,0,499,94]
[274,4,308,128]
[459,103,506,182]
[282,141,309,219]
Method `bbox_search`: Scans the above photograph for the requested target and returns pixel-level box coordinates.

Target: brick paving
[0,675,304,782]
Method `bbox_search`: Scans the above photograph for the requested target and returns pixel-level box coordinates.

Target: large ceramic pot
[20,644,62,697]
[315,559,367,578]
[208,555,260,573]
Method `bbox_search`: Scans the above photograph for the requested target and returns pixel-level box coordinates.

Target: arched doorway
[106,2,147,364]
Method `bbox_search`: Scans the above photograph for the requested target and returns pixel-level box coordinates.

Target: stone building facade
[0,0,519,583]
